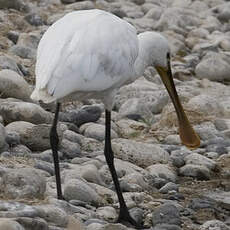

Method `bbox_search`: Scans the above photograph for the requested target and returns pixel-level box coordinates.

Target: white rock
[112,138,169,167]
[0,219,25,230]
[0,69,32,101]
[96,206,118,222]
[195,52,230,81]
[185,153,216,170]
[0,167,46,199]
[200,220,230,230]
[5,121,63,151]
[64,179,102,206]
[84,123,118,142]
[146,164,177,183]
[0,101,53,124]
[187,94,223,116]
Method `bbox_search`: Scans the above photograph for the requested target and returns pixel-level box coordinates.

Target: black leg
[104,110,144,229]
[50,102,64,200]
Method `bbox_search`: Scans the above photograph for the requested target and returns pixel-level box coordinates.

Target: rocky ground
[0,0,230,229]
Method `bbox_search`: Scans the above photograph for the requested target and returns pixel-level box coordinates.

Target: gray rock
[84,123,117,142]
[164,135,181,145]
[220,98,230,117]
[96,206,117,222]
[24,12,44,26]
[10,144,31,157]
[17,32,40,50]
[60,139,81,159]
[170,149,191,168]
[64,178,102,206]
[63,130,83,145]
[0,167,46,199]
[60,105,102,127]
[201,16,221,32]
[200,220,230,230]
[6,121,63,151]
[153,224,182,230]
[9,45,36,59]
[194,122,218,141]
[0,0,28,11]
[187,94,223,117]
[159,182,179,194]
[152,203,181,226]
[184,153,216,170]
[65,1,94,10]
[0,219,25,230]
[146,164,177,183]
[16,217,49,230]
[214,118,230,131]
[119,98,154,123]
[0,101,53,124]
[36,205,68,227]
[0,123,6,151]
[0,55,22,75]
[195,52,230,81]
[155,7,200,32]
[34,160,54,175]
[5,131,20,147]
[112,138,169,167]
[179,164,211,180]
[60,0,75,4]
[0,70,32,101]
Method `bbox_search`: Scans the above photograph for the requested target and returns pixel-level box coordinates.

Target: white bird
[31,9,200,228]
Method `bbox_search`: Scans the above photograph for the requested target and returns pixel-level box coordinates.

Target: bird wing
[35,10,138,100]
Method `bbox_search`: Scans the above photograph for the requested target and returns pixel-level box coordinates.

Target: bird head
[141,32,200,149]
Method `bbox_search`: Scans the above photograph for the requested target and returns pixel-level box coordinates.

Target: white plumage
[31,9,169,110]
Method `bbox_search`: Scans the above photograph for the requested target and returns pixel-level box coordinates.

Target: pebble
[0,167,46,199]
[112,138,169,167]
[0,219,25,230]
[0,101,53,124]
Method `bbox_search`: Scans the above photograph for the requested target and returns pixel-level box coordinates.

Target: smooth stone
[34,160,54,175]
[65,1,95,10]
[96,206,117,222]
[153,224,182,230]
[214,118,230,131]
[179,164,211,180]
[36,205,68,227]
[0,101,52,124]
[184,153,216,170]
[0,55,22,75]
[9,45,36,59]
[159,182,179,194]
[17,32,40,50]
[24,12,44,26]
[0,219,25,230]
[152,203,181,226]
[59,105,102,127]
[0,167,46,199]
[112,138,169,167]
[0,0,28,11]
[0,123,6,151]
[170,149,191,168]
[194,122,219,141]
[5,131,20,147]
[164,135,180,145]
[0,70,32,101]
[67,216,85,230]
[64,179,102,206]
[200,220,230,230]
[187,94,223,117]
[6,121,63,151]
[60,139,81,159]
[220,98,230,117]
[84,123,118,142]
[119,98,154,123]
[10,144,31,156]
[146,164,177,184]
[115,119,148,139]
[60,0,75,3]
[195,52,230,81]
[16,217,49,230]
[63,130,83,145]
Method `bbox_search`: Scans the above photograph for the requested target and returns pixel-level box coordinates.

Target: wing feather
[34,9,138,101]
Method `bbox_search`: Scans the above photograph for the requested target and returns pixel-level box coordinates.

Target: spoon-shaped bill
[156,65,200,149]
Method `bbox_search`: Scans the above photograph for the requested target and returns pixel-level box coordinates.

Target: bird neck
[134,34,153,78]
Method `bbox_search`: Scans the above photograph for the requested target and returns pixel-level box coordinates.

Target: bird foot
[117,209,146,229]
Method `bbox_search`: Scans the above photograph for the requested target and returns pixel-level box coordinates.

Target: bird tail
[31,88,56,104]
